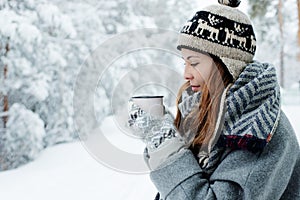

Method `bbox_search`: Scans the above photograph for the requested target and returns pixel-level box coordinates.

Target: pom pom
[218,0,241,8]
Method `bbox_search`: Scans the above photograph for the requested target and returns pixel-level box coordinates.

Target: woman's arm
[150,113,299,200]
[150,149,245,200]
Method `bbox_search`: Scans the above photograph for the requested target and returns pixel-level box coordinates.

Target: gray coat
[150,111,300,200]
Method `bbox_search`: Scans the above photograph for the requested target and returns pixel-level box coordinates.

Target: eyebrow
[182,56,201,60]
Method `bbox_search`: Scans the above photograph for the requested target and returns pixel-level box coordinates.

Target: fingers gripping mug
[128,96,164,138]
[131,96,164,117]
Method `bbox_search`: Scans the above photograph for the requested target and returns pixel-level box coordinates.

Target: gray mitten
[143,114,187,171]
[128,100,189,171]
[127,99,162,139]
[176,89,201,145]
[144,135,186,171]
[178,90,201,118]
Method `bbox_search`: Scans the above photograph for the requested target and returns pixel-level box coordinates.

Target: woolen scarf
[178,61,281,168]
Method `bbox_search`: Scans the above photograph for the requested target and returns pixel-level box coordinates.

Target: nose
[184,63,193,80]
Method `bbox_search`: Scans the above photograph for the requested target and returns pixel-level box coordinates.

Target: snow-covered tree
[0,0,82,170]
[248,0,300,88]
[2,0,297,171]
[0,103,45,170]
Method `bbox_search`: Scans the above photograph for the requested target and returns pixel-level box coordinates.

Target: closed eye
[191,63,199,67]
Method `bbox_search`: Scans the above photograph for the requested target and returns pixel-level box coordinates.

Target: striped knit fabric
[217,61,281,153]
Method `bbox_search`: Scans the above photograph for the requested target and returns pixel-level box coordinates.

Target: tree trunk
[3,65,8,128]
[2,41,9,128]
[297,0,300,60]
[278,0,284,88]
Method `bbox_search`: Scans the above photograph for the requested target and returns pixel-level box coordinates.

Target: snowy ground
[0,105,299,200]
[0,141,157,200]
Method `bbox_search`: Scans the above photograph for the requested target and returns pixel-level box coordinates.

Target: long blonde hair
[174,55,233,149]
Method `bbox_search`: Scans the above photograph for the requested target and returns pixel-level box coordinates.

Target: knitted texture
[217,61,281,153]
[178,90,201,119]
[218,0,241,7]
[150,113,300,199]
[177,1,256,80]
[178,61,280,154]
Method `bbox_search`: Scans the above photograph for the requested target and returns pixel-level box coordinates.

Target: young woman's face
[181,48,214,92]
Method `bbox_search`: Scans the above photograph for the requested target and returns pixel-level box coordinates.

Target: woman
[128,0,300,199]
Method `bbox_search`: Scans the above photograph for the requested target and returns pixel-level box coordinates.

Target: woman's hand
[128,101,187,170]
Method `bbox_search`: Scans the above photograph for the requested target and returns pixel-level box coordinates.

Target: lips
[191,85,200,91]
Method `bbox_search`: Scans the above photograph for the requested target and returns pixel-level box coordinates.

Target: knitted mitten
[178,90,201,118]
[128,101,187,170]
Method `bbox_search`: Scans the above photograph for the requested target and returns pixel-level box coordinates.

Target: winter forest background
[0,0,300,173]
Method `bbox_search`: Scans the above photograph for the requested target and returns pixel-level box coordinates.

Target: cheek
[195,65,213,82]
[202,68,213,80]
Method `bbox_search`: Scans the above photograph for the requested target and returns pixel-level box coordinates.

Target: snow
[14,58,32,76]
[37,4,61,25]
[0,0,299,198]
[0,142,157,200]
[17,23,42,44]
[26,78,49,101]
[1,103,46,170]
[0,105,298,200]
[0,9,19,38]
[282,105,300,140]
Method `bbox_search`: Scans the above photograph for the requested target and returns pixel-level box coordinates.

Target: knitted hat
[177,0,256,80]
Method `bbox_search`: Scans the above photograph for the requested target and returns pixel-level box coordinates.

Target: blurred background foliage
[0,0,299,170]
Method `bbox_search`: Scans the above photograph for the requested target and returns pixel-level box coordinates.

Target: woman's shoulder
[208,112,299,195]
[210,109,299,171]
